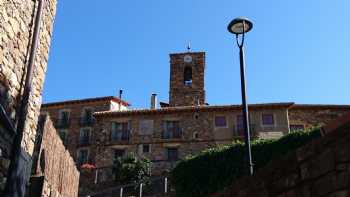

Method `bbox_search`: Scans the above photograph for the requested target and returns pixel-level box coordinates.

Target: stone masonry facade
[40,51,350,196]
[169,52,205,107]
[40,97,130,164]
[28,115,79,197]
[0,0,57,195]
[212,113,350,197]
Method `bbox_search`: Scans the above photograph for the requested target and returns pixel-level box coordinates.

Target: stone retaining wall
[31,115,79,197]
[212,115,350,197]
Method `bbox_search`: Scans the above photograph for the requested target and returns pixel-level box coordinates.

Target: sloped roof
[94,102,295,118]
[42,96,130,107]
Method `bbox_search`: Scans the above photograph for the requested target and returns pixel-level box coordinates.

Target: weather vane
[187,42,191,52]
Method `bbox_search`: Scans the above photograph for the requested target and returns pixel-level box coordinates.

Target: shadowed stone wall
[29,115,79,197]
[212,115,350,197]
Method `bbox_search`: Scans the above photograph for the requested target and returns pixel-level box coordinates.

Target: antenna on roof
[187,42,191,52]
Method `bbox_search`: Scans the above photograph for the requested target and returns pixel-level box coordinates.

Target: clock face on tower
[184,55,192,63]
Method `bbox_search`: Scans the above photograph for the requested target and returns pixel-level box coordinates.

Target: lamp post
[227,17,254,175]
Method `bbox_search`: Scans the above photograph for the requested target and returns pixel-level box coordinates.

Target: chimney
[151,93,157,109]
[118,89,123,110]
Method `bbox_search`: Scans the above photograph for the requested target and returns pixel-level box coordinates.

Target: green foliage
[171,128,321,197]
[112,153,151,185]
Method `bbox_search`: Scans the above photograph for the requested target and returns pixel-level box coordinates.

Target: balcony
[79,117,96,127]
[162,128,183,139]
[111,130,130,142]
[55,118,71,129]
[78,137,90,146]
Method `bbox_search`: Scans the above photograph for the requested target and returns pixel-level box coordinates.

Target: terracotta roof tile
[42,96,130,107]
[291,104,350,110]
[94,102,295,118]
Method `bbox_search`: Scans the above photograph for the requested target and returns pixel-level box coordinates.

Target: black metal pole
[239,44,254,176]
[4,0,45,196]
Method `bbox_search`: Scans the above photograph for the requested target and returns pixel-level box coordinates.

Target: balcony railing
[79,117,96,126]
[111,130,130,142]
[55,118,71,129]
[162,128,183,139]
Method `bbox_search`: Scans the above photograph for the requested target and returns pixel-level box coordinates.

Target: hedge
[171,127,321,197]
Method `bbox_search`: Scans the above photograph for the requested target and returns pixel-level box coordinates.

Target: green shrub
[113,153,151,185]
[171,128,321,197]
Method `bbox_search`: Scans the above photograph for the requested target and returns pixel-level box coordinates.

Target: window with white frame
[79,128,91,145]
[111,122,130,141]
[58,109,70,126]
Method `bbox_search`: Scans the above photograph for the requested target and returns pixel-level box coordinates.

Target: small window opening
[184,67,192,86]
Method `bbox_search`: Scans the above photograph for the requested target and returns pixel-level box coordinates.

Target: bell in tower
[169,52,206,107]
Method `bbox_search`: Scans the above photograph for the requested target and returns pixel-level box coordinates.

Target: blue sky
[43,0,350,108]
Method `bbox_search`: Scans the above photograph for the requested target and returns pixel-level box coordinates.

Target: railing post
[139,183,143,197]
[94,169,98,184]
[164,177,168,193]
[120,187,123,197]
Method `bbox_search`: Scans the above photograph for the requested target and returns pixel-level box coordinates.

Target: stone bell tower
[169,52,206,107]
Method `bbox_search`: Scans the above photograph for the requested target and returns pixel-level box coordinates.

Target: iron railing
[111,130,130,142]
[79,117,96,126]
[54,118,71,129]
[161,128,183,139]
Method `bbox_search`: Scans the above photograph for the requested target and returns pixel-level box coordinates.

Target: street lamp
[227,17,254,175]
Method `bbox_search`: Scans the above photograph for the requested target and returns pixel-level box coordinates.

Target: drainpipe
[4,0,45,196]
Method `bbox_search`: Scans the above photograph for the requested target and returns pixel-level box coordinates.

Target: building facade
[40,51,350,195]
[40,96,130,165]
[0,0,57,195]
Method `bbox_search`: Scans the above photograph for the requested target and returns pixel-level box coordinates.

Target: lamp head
[227,17,253,35]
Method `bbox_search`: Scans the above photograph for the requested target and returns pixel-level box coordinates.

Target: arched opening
[184,66,192,86]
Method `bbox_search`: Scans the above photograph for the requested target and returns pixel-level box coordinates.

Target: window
[81,108,94,125]
[58,110,70,127]
[142,144,150,153]
[167,148,178,161]
[193,132,199,139]
[290,124,305,132]
[77,149,89,166]
[59,110,70,122]
[262,114,274,125]
[215,116,227,128]
[139,120,154,135]
[236,115,244,130]
[58,130,67,144]
[111,122,130,141]
[183,67,192,86]
[162,121,182,139]
[79,128,91,145]
[114,149,125,160]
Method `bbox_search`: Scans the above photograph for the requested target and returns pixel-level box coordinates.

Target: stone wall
[169,52,206,107]
[0,0,57,194]
[212,114,350,197]
[30,115,79,197]
[288,106,350,129]
[41,99,114,162]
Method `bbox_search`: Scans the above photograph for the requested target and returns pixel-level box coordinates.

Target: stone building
[40,51,350,195]
[0,0,57,195]
[40,96,130,165]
